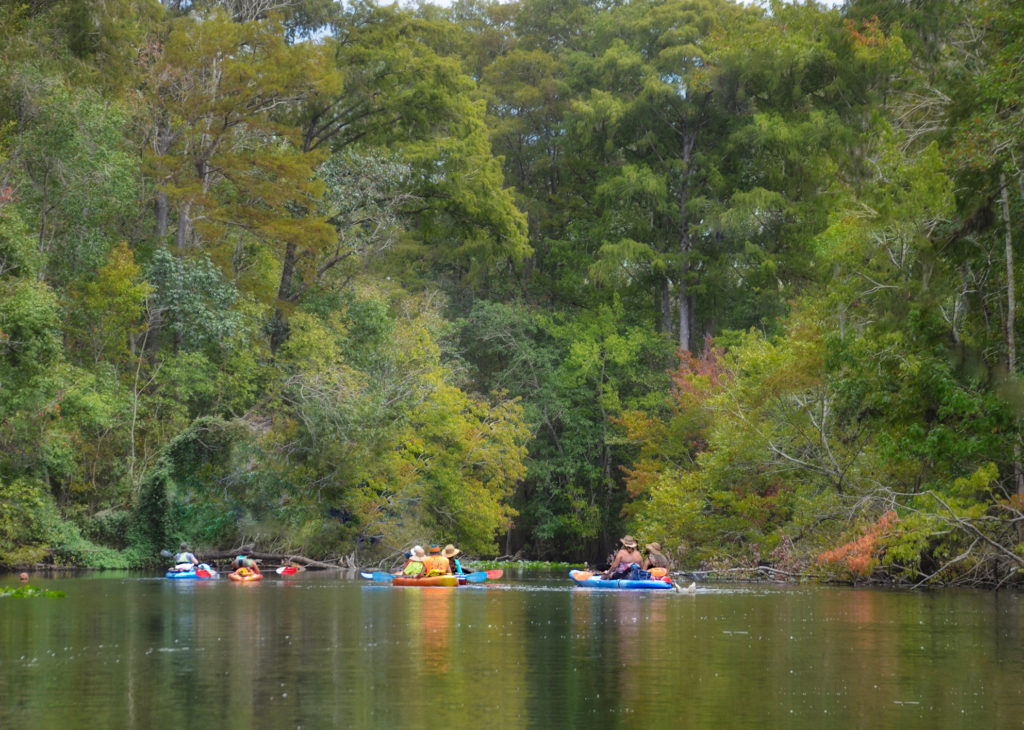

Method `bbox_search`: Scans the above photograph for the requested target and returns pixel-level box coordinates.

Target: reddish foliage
[844,17,886,48]
[816,511,898,577]
[670,334,730,403]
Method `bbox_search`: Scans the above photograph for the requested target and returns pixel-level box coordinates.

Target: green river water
[1,568,1023,729]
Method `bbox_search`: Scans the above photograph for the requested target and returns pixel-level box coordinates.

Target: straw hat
[620,535,638,548]
[409,545,426,561]
[442,544,460,558]
[645,542,662,553]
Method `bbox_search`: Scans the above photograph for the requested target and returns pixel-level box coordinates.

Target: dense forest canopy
[2,0,1024,586]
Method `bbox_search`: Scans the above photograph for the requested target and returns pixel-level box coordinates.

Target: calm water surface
[1,569,1023,729]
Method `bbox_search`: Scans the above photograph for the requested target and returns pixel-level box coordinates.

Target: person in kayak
[602,535,643,579]
[442,544,463,575]
[171,543,199,572]
[231,547,261,577]
[423,545,451,576]
[401,546,427,578]
[643,542,670,571]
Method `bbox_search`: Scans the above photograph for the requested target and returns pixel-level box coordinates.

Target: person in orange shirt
[423,545,451,576]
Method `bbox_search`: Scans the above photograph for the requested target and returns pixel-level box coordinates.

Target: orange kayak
[229,569,263,582]
[391,574,459,587]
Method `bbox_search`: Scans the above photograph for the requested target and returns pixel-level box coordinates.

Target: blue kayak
[165,563,217,579]
[569,569,672,589]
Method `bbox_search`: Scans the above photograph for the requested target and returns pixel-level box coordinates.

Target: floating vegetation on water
[0,584,66,599]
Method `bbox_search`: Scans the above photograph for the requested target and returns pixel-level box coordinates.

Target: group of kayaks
[164,564,303,581]
[356,566,682,590]
[167,564,684,590]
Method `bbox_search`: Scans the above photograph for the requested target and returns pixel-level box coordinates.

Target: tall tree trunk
[677,130,696,352]
[1000,172,1023,495]
[155,192,169,238]
[175,203,191,253]
[153,121,175,238]
[270,242,299,354]
[660,279,672,336]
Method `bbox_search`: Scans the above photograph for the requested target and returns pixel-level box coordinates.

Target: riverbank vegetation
[2,0,1024,587]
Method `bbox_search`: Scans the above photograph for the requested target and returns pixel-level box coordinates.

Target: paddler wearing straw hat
[643,542,670,571]
[442,544,463,576]
[602,535,643,579]
[401,545,427,577]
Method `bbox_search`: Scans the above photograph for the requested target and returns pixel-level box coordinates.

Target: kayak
[165,563,218,579]
[392,574,460,587]
[569,569,672,589]
[229,568,263,582]
[360,569,501,585]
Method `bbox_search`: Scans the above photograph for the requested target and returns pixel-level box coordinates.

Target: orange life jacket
[423,555,450,576]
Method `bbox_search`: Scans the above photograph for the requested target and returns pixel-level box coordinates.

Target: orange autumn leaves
[817,511,899,579]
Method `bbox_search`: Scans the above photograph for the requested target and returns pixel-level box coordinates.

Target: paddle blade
[160,549,174,559]
[276,566,299,575]
[463,571,488,582]
[485,569,503,580]
[362,571,396,581]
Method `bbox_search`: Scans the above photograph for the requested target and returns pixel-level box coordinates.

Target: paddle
[362,571,397,581]
[276,563,305,575]
[462,571,489,583]
[485,569,503,580]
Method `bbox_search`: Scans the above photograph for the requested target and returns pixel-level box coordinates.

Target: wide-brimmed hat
[646,542,662,553]
[442,544,460,558]
[410,545,425,560]
[429,545,442,555]
[620,535,638,548]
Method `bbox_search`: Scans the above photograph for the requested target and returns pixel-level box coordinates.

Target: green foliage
[0,584,65,598]
[131,461,172,561]
[6,79,138,284]
[0,478,57,566]
[0,279,61,376]
[2,0,1024,585]
[0,477,134,569]
[145,247,244,352]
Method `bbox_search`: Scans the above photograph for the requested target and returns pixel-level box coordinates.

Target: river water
[1,568,1023,729]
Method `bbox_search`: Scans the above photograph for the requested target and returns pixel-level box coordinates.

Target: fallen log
[199,549,339,570]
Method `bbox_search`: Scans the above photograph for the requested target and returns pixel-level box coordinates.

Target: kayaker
[442,544,463,575]
[172,543,199,572]
[423,545,451,576]
[232,547,261,576]
[401,546,427,578]
[643,542,670,571]
[602,535,643,579]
